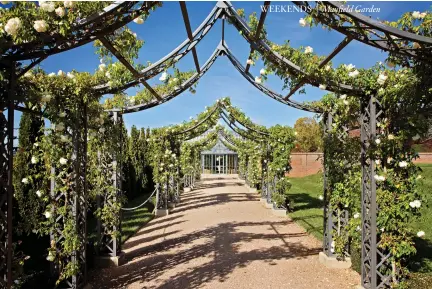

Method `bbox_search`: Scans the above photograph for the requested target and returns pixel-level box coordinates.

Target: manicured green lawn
[121,194,154,243]
[288,173,324,240]
[287,164,432,288]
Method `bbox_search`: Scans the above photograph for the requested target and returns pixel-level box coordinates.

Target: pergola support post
[322,113,335,258]
[95,112,125,268]
[0,62,15,289]
[360,96,391,288]
[320,112,351,269]
[50,101,88,289]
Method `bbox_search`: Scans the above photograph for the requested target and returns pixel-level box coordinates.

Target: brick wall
[288,153,323,177]
[287,152,432,178]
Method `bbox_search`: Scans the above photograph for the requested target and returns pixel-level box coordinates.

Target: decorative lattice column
[50,102,88,289]
[261,158,266,199]
[96,111,124,266]
[0,62,15,288]
[360,96,391,289]
[321,113,350,264]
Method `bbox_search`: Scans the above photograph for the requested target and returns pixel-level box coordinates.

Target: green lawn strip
[288,173,324,240]
[286,165,432,287]
[121,193,155,243]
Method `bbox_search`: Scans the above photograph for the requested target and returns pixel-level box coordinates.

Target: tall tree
[13,112,45,233]
[293,117,322,152]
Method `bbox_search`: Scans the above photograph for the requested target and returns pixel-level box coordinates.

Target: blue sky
[16,1,432,131]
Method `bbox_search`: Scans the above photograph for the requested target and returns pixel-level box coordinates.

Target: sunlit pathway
[90,175,359,289]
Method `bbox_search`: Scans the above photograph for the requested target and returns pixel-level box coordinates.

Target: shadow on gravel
[90,220,319,289]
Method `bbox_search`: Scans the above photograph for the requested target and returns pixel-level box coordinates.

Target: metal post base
[318,252,352,269]
[94,251,126,268]
[264,202,273,209]
[272,207,287,217]
[155,209,169,217]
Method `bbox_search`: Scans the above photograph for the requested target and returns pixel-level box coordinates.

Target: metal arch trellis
[293,1,432,62]
[93,4,223,96]
[1,1,432,289]
[2,2,161,62]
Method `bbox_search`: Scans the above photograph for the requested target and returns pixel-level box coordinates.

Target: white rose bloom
[260,68,267,75]
[299,18,307,27]
[24,71,33,78]
[319,84,327,90]
[325,65,331,71]
[5,17,21,36]
[159,72,168,82]
[246,59,254,65]
[48,72,55,77]
[34,20,48,33]
[55,6,65,17]
[353,213,360,219]
[169,164,173,168]
[22,178,29,184]
[67,72,74,79]
[413,200,421,208]
[345,64,355,71]
[318,195,323,201]
[98,63,106,71]
[398,161,408,168]
[64,1,74,8]
[60,135,70,143]
[99,127,105,133]
[412,134,420,141]
[59,157,67,165]
[133,16,144,24]
[387,134,395,140]
[375,159,381,165]
[412,11,421,19]
[348,70,359,77]
[55,123,65,132]
[374,175,385,182]
[377,73,388,85]
[417,231,425,238]
[44,211,52,219]
[36,190,43,198]
[39,1,55,12]
[105,71,111,78]
[57,70,65,76]
[420,12,427,19]
[340,94,347,100]
[343,100,349,105]
[31,156,38,164]
[375,138,381,145]
[254,76,262,84]
[304,46,313,54]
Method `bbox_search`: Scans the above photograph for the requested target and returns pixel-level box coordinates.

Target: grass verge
[121,193,154,243]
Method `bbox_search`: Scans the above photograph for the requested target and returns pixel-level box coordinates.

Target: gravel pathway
[90,175,359,289]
